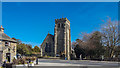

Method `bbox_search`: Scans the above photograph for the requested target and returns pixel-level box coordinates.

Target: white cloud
[22,41,41,48]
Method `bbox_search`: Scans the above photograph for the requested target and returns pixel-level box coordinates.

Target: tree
[13,38,40,55]
[101,17,119,58]
[74,39,85,59]
[11,38,28,55]
[17,43,33,55]
[33,46,40,52]
[17,43,29,55]
[73,17,119,60]
[74,31,104,59]
[82,31,104,58]
[88,31,104,58]
[114,46,120,57]
[26,44,33,54]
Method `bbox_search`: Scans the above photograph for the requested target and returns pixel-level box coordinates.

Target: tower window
[58,23,60,28]
[61,24,64,28]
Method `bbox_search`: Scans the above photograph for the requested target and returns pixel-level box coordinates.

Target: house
[0,25,17,63]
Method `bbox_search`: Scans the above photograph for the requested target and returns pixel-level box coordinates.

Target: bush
[25,57,36,61]
[13,58,25,64]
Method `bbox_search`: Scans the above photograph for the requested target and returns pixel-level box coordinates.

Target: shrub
[13,58,25,64]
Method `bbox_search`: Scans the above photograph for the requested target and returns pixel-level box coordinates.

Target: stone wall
[0,51,3,64]
[54,18,71,60]
[41,34,54,57]
[2,41,16,62]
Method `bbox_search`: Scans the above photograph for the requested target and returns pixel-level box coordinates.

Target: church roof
[41,33,54,47]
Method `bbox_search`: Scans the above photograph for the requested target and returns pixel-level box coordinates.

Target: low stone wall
[12,65,28,68]
[12,63,35,68]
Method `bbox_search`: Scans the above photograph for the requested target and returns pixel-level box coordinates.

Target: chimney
[0,25,4,33]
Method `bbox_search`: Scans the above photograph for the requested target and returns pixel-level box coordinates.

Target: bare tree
[101,17,119,58]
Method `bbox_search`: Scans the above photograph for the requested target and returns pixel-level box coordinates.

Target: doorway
[6,53,11,62]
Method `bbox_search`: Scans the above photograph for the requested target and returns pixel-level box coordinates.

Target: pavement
[35,59,120,67]
[0,59,119,68]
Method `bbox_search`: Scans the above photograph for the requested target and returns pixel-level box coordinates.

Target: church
[41,18,71,60]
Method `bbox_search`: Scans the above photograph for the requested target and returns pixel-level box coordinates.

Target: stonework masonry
[41,18,71,60]
[54,18,71,60]
[0,26,17,63]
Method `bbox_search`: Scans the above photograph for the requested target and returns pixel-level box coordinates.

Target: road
[35,59,120,68]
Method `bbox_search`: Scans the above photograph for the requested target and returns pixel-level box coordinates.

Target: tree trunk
[110,48,115,58]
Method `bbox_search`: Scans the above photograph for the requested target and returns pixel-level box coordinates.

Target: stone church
[41,18,71,60]
[0,26,17,63]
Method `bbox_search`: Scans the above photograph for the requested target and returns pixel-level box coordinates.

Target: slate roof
[0,32,17,43]
[41,33,54,47]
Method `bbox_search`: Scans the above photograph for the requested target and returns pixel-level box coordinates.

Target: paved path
[36,59,120,67]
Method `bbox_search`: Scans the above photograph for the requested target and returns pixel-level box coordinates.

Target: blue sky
[2,2,118,47]
[2,0,120,2]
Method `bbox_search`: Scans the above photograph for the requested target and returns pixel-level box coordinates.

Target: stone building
[40,33,54,57]
[54,18,71,60]
[41,18,71,60]
[0,25,17,63]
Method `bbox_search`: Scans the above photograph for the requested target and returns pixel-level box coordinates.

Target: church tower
[54,18,71,60]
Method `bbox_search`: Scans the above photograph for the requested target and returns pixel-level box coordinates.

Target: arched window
[61,24,64,28]
[58,23,60,28]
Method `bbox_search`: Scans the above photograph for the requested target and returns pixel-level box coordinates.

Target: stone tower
[54,18,71,60]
